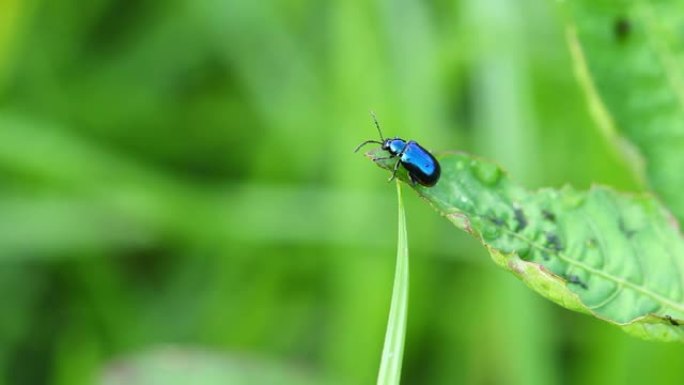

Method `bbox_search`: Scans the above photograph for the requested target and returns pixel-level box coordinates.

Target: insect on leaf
[367,149,684,342]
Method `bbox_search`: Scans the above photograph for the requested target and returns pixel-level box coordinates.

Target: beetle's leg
[385,143,411,183]
[387,159,402,182]
[408,173,417,186]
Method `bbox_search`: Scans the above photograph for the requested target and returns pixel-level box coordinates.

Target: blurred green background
[1,0,683,384]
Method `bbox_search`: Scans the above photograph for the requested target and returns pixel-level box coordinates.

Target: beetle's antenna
[370,111,384,141]
[354,140,383,153]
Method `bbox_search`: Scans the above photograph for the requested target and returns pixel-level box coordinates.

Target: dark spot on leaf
[567,274,588,289]
[614,17,631,42]
[542,210,556,222]
[618,218,637,238]
[488,216,505,227]
[546,233,563,252]
[586,238,598,248]
[665,315,680,326]
[541,251,550,261]
[514,207,527,232]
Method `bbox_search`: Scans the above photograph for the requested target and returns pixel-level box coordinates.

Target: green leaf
[377,182,409,385]
[560,0,684,223]
[367,150,684,342]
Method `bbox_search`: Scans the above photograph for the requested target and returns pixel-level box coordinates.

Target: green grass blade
[377,182,409,385]
[367,150,684,342]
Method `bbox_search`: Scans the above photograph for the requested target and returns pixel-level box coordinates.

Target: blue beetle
[355,114,441,187]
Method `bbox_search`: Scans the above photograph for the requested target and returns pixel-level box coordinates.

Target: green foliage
[561,0,684,222]
[370,150,684,341]
[99,348,323,385]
